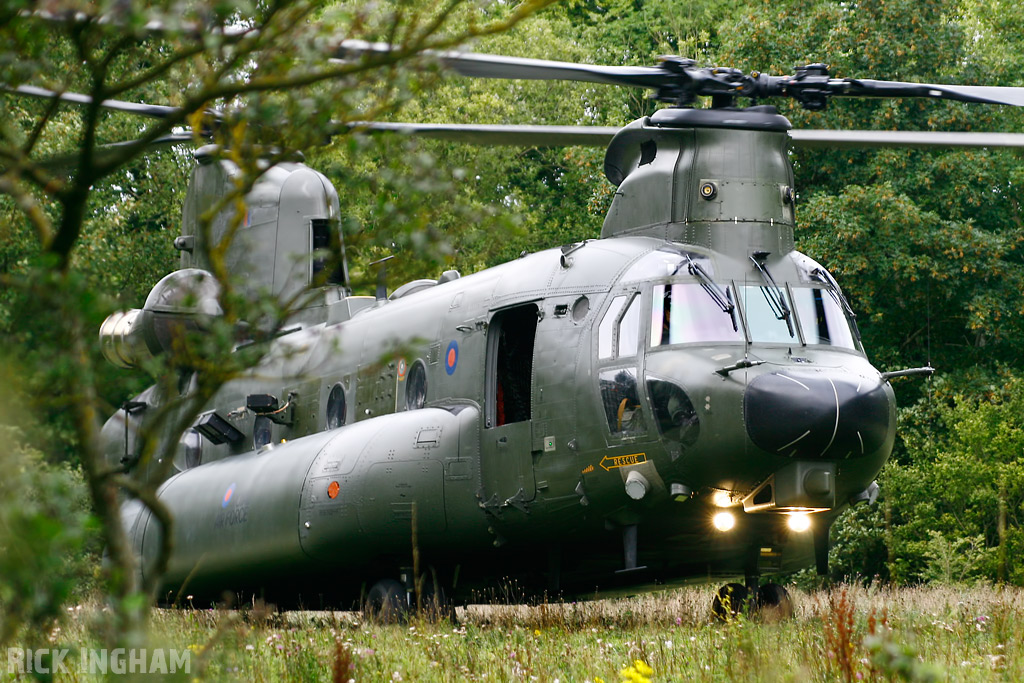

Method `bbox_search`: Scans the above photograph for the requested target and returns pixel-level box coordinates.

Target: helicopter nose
[744,371,891,459]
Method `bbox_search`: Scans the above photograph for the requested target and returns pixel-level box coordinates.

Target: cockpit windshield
[652,284,744,345]
[739,285,798,344]
[650,283,858,348]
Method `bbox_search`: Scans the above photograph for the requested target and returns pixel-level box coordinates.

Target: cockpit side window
[618,294,641,358]
[599,368,645,436]
[598,296,626,359]
[647,376,700,447]
[599,293,640,359]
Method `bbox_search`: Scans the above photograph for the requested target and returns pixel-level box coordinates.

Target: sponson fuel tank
[125,405,483,597]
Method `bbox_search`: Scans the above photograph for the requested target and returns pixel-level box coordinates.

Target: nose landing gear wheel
[711,582,749,621]
[363,579,408,624]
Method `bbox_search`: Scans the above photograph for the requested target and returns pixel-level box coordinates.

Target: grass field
[34,584,1024,681]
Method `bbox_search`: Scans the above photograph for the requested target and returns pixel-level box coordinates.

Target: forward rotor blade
[790,129,1024,150]
[333,40,670,89]
[837,80,1024,107]
[348,122,1024,152]
[344,121,618,147]
[10,85,181,119]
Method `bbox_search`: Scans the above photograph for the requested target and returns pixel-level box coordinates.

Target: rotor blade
[838,80,1024,107]
[344,122,618,147]
[10,85,181,119]
[790,129,1024,150]
[32,133,197,171]
[333,40,671,89]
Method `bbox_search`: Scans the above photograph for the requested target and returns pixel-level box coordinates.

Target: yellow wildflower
[619,664,651,683]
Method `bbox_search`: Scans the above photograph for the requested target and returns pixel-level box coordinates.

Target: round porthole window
[406,360,427,410]
[326,383,346,429]
[254,415,273,450]
[572,295,590,323]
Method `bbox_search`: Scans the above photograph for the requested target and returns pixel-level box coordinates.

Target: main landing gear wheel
[711,582,749,621]
[755,582,793,620]
[363,579,408,624]
[418,579,455,622]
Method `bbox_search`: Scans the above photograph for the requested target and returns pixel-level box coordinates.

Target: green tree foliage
[0,369,94,649]
[885,375,1024,584]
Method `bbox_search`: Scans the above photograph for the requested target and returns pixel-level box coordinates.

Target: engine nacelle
[99,268,221,369]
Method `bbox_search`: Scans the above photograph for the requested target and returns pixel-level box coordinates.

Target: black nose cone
[745,371,891,459]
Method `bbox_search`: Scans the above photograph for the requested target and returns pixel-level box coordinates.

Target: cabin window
[174,428,203,470]
[487,304,538,427]
[254,415,273,449]
[599,368,646,436]
[791,288,857,349]
[406,360,427,410]
[651,284,743,346]
[326,383,346,428]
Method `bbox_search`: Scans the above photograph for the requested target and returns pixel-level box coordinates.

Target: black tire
[418,577,455,622]
[756,582,794,620]
[364,579,408,624]
[711,582,749,621]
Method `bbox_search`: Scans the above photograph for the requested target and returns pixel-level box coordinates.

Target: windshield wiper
[749,254,794,337]
[686,257,738,332]
[811,267,862,341]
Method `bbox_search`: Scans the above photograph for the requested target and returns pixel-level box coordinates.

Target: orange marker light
[327,481,340,499]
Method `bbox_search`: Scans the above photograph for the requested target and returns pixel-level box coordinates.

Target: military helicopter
[19,41,1024,618]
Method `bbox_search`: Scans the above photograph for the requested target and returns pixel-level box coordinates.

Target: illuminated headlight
[786,512,812,533]
[712,511,736,532]
[712,490,735,508]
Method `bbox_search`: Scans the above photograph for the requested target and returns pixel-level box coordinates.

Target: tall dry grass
[33,584,1024,681]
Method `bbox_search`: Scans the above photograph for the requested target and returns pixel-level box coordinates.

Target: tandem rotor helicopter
[16,31,1024,618]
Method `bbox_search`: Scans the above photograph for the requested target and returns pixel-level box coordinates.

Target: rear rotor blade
[32,133,197,171]
[344,121,618,147]
[10,85,181,119]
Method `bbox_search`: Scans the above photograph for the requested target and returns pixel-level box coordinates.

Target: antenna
[370,255,395,301]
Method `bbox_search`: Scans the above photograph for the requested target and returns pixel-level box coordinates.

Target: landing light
[711,490,735,508]
[712,512,736,532]
[787,512,812,533]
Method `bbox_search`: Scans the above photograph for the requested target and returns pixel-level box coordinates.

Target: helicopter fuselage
[108,233,894,605]
[100,107,896,606]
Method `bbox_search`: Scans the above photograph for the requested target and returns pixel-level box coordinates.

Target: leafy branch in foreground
[0,0,553,649]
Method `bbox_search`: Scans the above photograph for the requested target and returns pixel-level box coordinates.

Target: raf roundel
[445,340,459,375]
[222,483,236,508]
